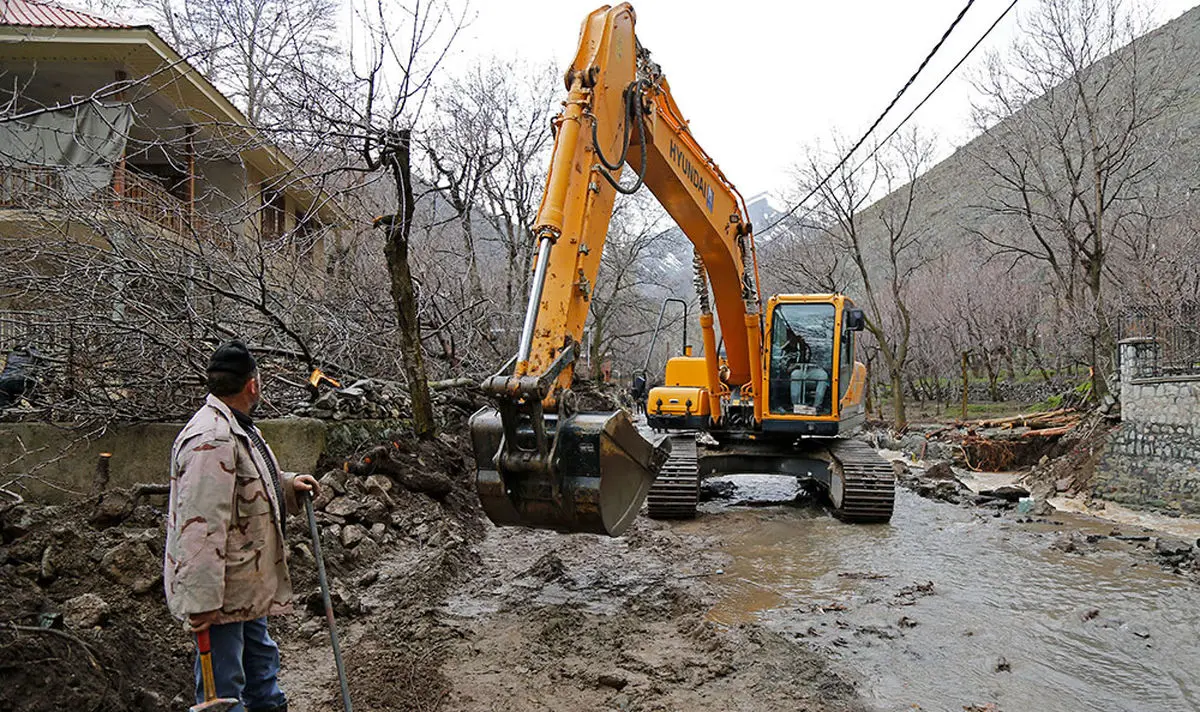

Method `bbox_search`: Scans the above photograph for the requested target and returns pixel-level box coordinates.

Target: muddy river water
[680,481,1200,712]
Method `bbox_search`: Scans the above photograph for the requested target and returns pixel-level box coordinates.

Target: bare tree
[969,0,1191,399]
[148,0,343,127]
[784,130,937,428]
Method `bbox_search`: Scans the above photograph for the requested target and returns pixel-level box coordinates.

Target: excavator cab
[764,296,865,426]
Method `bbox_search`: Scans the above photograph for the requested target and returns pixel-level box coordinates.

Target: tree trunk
[383,130,436,439]
[890,369,907,430]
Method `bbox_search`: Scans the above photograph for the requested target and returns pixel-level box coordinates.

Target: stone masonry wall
[1094,339,1200,513]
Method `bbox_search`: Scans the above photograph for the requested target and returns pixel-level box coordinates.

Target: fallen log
[1022,426,1072,438]
[430,377,476,391]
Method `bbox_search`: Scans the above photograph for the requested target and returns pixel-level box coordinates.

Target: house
[0,0,339,270]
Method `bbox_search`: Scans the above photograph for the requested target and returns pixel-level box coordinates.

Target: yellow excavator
[469,3,895,536]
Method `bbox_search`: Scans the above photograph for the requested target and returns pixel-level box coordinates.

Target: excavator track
[827,439,896,523]
[646,434,700,519]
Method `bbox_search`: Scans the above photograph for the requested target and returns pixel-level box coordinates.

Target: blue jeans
[194,617,287,712]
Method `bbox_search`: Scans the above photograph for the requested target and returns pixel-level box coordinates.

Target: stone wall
[1094,339,1200,513]
[0,417,327,503]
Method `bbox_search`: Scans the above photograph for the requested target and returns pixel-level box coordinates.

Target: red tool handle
[196,628,217,702]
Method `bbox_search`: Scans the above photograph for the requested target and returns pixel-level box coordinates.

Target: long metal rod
[517,236,554,363]
[304,493,353,712]
[640,297,689,373]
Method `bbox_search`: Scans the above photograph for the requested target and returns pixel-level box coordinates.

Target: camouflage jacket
[164,394,299,624]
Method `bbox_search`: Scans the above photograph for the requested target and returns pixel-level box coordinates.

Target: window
[261,188,286,240]
[768,302,836,416]
[839,320,854,400]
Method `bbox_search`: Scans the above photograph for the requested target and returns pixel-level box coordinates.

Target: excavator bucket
[469,408,670,536]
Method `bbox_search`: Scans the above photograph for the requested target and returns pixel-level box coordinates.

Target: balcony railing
[0,165,222,245]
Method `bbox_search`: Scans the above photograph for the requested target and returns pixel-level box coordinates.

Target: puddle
[682,489,1200,712]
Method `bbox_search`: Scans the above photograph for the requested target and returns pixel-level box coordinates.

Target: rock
[361,499,390,526]
[994,656,1011,673]
[1130,624,1151,639]
[922,461,958,481]
[523,552,566,581]
[39,544,56,583]
[63,593,109,629]
[319,470,350,496]
[398,470,454,499]
[101,538,161,593]
[1,504,35,541]
[1055,477,1073,492]
[979,485,1030,502]
[350,536,381,564]
[305,583,362,618]
[1154,538,1193,558]
[1081,608,1100,621]
[325,497,363,519]
[298,618,323,638]
[129,686,167,712]
[598,672,629,690]
[91,490,135,527]
[341,524,368,548]
[365,474,394,498]
[891,460,911,477]
[700,480,737,501]
[357,569,379,587]
[369,523,387,541]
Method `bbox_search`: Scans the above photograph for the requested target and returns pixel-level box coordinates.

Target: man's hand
[189,610,222,633]
[293,474,320,497]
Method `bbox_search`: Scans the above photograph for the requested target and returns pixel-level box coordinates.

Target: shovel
[190,628,239,712]
[303,491,353,712]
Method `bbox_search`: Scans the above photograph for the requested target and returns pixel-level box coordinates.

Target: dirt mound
[0,498,192,712]
[1020,411,1119,499]
[0,424,485,712]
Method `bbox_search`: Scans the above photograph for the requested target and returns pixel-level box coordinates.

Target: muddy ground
[4,411,1200,712]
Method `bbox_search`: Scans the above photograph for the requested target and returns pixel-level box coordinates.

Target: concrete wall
[1095,339,1200,513]
[0,417,326,504]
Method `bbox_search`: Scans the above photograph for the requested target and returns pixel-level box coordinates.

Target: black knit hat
[207,340,258,377]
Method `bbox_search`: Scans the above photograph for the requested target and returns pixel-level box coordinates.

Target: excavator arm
[470,3,762,536]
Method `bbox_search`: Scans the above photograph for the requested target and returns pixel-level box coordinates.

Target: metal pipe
[304,493,353,712]
[640,297,688,374]
[517,236,554,364]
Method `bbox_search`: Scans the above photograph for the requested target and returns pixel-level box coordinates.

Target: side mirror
[846,308,866,331]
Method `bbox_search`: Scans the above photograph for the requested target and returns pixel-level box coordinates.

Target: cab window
[768,302,835,416]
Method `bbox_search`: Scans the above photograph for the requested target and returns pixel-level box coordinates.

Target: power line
[757,0,988,236]
[841,0,1021,191]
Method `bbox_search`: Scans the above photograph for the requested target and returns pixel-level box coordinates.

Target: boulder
[91,490,135,527]
[325,497,363,519]
[361,499,390,526]
[341,524,368,549]
[101,538,161,593]
[62,593,109,629]
[979,485,1030,502]
[922,461,958,481]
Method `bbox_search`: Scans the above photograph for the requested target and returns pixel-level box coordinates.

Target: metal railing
[0,165,223,245]
[1119,306,1200,378]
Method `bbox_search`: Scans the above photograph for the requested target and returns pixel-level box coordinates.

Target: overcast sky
[441,0,1198,201]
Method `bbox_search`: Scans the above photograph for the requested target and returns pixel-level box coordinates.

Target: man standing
[164,340,320,712]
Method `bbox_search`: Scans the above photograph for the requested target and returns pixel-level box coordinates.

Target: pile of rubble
[292,378,411,420]
[0,423,484,711]
[876,408,1083,471]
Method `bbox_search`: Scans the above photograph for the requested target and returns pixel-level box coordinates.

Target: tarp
[0,102,133,197]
